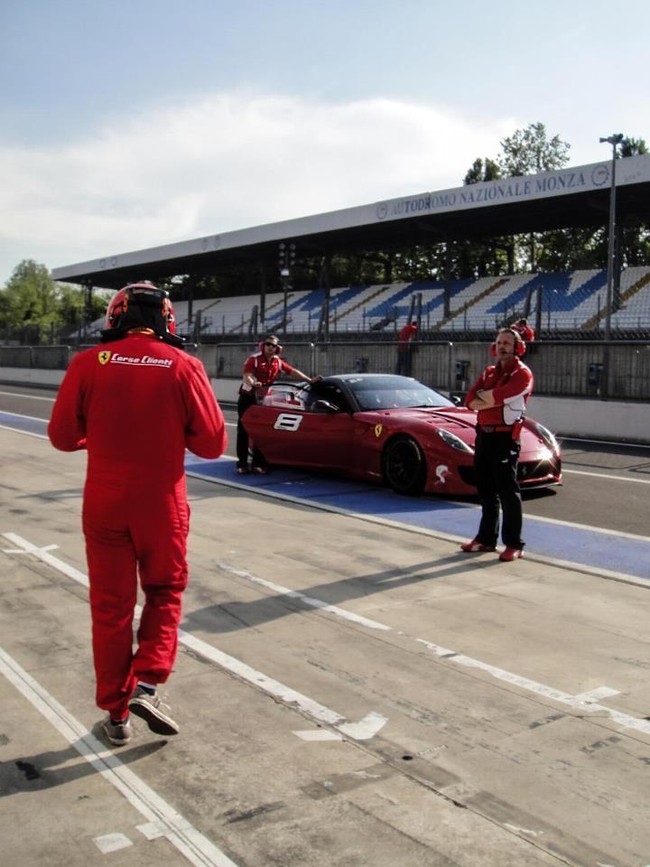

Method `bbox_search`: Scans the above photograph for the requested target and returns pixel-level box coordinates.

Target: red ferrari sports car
[242,373,562,496]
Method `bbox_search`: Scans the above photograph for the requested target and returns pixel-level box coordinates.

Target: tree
[0,259,106,343]
[457,157,510,277]
[498,122,571,176]
[463,157,501,185]
[619,136,648,158]
[0,260,59,338]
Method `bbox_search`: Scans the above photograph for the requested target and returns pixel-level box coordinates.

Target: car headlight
[533,422,559,452]
[437,429,474,452]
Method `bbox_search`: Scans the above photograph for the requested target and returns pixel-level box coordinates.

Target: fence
[3,340,649,402]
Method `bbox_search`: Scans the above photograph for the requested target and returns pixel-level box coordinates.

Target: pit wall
[2,367,648,445]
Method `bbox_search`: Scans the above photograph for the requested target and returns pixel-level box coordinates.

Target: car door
[292,383,356,470]
[243,383,356,471]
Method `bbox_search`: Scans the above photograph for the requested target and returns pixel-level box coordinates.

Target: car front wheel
[382,435,427,496]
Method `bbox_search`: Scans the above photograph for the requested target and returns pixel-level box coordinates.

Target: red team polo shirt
[465,356,534,432]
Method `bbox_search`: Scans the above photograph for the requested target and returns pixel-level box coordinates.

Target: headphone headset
[259,338,283,355]
[490,328,526,358]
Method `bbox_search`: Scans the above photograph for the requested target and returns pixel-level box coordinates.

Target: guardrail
[5,339,647,400]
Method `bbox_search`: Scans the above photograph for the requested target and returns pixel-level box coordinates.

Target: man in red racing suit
[49,283,227,745]
[460,327,533,562]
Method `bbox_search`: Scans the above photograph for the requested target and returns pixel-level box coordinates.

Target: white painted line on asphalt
[93,833,133,854]
[220,562,650,736]
[0,423,50,440]
[177,628,344,726]
[293,730,343,742]
[503,824,544,838]
[563,468,650,485]
[2,532,385,739]
[138,821,169,840]
[0,645,240,867]
[437,650,650,735]
[338,712,388,741]
[0,409,49,419]
[219,563,391,630]
[179,629,387,740]
[0,391,56,401]
[3,533,89,587]
[574,687,620,702]
[5,531,650,738]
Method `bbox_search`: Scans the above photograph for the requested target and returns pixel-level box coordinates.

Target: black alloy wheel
[382,435,427,495]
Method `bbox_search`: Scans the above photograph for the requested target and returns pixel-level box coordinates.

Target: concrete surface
[1,425,650,866]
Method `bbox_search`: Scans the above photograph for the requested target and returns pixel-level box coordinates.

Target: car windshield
[346,375,454,411]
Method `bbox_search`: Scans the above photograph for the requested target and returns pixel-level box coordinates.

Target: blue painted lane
[3,413,648,583]
[1,412,50,437]
[185,455,650,583]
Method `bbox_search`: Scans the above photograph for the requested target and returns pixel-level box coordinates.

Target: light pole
[278,241,296,335]
[599,133,624,342]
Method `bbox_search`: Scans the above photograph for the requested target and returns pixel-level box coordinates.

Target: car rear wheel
[382,436,427,495]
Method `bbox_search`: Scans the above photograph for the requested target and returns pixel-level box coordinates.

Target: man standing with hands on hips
[460,327,533,562]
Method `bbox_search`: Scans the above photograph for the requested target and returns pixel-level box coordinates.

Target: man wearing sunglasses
[236,335,319,474]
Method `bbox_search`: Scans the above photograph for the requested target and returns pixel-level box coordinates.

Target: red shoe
[460,539,496,553]
[499,547,524,561]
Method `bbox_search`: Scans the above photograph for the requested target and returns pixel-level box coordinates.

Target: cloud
[0,90,516,283]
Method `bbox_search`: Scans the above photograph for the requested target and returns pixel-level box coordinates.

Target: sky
[1,0,649,288]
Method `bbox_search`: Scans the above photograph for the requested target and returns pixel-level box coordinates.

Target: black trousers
[473,430,524,549]
[236,391,267,469]
[395,347,412,376]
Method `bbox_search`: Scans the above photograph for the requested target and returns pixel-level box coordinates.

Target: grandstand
[51,154,650,344]
[74,266,650,342]
[178,267,650,339]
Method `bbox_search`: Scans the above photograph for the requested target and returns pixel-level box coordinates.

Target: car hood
[360,405,477,438]
[360,406,552,452]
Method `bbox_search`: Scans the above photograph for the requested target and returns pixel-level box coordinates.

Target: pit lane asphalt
[2,412,650,866]
[2,410,648,585]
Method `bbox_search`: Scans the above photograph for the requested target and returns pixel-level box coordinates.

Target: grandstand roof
[52,154,650,291]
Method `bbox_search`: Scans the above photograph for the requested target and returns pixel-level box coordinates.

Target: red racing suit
[49,332,227,718]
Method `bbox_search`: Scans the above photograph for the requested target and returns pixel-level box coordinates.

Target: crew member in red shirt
[396,321,417,375]
[236,334,318,474]
[49,283,227,745]
[511,318,536,343]
[460,328,534,561]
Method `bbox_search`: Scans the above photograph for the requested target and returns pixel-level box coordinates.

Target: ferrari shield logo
[374,424,383,438]
[98,350,111,365]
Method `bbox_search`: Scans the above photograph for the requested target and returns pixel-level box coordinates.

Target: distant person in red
[236,334,319,474]
[396,321,417,376]
[511,318,536,343]
[49,283,227,746]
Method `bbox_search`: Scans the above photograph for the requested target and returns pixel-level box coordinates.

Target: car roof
[326,373,418,384]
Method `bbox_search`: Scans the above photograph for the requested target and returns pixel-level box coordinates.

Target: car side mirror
[311,399,339,413]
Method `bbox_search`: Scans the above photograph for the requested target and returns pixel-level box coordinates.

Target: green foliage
[1,260,59,334]
[619,136,648,158]
[460,123,649,274]
[498,122,571,176]
[464,157,501,185]
[0,259,107,343]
